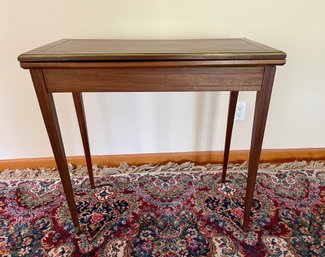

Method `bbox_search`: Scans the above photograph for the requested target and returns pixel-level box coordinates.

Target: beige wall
[1,0,324,159]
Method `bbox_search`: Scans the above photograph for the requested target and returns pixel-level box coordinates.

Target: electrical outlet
[235,102,246,121]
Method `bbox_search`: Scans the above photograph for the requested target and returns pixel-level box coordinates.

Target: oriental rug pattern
[0,162,324,256]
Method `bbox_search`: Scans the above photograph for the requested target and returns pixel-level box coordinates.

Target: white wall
[1,0,324,159]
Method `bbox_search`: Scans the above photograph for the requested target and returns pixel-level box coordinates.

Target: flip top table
[18,38,286,232]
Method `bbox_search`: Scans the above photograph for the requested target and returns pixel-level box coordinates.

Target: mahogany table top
[18,38,286,62]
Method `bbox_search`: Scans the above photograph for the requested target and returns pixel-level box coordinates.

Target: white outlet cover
[235,102,246,121]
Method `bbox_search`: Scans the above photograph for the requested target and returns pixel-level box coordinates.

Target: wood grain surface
[18,38,286,62]
[43,67,264,92]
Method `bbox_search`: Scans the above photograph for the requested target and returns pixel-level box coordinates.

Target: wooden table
[18,38,286,232]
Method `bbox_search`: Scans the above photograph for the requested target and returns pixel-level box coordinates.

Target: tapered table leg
[72,92,95,189]
[30,69,80,228]
[222,91,239,182]
[242,66,276,232]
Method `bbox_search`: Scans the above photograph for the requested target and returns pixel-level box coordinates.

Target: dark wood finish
[19,39,286,232]
[43,67,264,92]
[20,59,285,69]
[72,92,95,189]
[243,66,276,232]
[18,38,286,62]
[222,91,239,182]
[29,69,80,228]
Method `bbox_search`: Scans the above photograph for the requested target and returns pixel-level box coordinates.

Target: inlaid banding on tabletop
[43,67,264,92]
[19,59,286,69]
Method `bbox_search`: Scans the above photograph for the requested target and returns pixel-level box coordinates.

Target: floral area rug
[0,161,324,256]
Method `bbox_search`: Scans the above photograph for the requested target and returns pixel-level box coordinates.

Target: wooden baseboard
[1,148,324,171]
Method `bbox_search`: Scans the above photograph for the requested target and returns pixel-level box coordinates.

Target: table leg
[72,92,95,189]
[30,69,80,228]
[222,91,238,182]
[242,66,276,232]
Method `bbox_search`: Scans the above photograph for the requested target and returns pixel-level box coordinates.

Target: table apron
[42,66,264,92]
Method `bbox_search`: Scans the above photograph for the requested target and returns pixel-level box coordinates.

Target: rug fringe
[0,160,324,180]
